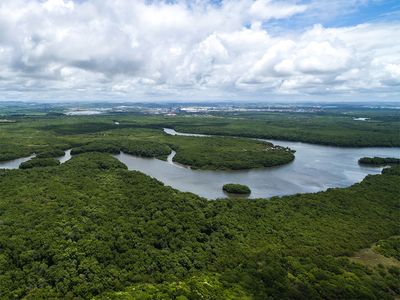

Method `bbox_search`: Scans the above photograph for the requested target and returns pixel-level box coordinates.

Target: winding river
[114,128,400,199]
[0,154,36,169]
[0,150,72,169]
[1,130,399,199]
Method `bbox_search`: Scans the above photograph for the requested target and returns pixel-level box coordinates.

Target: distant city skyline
[0,0,399,102]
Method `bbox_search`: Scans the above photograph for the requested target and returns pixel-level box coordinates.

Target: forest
[0,116,295,170]
[0,111,399,299]
[222,183,251,194]
[358,157,400,166]
[0,153,398,299]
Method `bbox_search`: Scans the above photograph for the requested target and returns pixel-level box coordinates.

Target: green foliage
[65,152,128,171]
[36,148,66,158]
[71,140,171,160]
[19,157,60,169]
[71,141,121,155]
[170,136,294,170]
[359,157,400,165]
[0,110,399,298]
[382,165,400,175]
[96,273,251,300]
[120,141,171,160]
[375,237,400,260]
[0,153,399,298]
[0,144,33,161]
[43,122,131,135]
[222,184,251,194]
[168,112,400,147]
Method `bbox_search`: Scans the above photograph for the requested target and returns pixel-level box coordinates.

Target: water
[1,132,398,200]
[57,149,72,164]
[114,128,400,199]
[0,155,36,169]
[0,150,72,169]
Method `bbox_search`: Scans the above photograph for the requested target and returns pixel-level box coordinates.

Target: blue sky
[0,0,399,102]
[260,0,400,34]
[203,0,400,27]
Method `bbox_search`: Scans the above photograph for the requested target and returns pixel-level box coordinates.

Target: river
[0,150,72,169]
[114,128,400,199]
[1,131,398,199]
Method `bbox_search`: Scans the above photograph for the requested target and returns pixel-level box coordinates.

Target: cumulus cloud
[0,0,398,101]
[249,0,307,21]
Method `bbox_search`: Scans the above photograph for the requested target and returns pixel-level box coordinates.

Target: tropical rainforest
[0,109,399,299]
[0,115,295,170]
[0,154,399,299]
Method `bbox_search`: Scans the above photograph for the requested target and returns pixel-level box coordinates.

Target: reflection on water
[115,128,400,199]
[1,132,398,200]
[0,155,36,169]
[58,149,72,164]
[0,149,72,169]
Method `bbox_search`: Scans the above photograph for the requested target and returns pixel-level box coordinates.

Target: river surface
[115,128,400,199]
[0,150,72,169]
[0,155,36,169]
[1,132,399,200]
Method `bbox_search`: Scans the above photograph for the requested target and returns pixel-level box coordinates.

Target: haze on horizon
[0,0,399,103]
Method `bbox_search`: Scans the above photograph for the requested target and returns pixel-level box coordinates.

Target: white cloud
[0,0,398,101]
[249,0,307,21]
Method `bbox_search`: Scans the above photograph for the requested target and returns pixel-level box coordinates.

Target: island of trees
[223,183,251,195]
[358,157,400,166]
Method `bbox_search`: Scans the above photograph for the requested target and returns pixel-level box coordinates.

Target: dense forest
[142,112,400,147]
[0,117,295,170]
[375,237,400,260]
[1,109,399,164]
[0,112,399,299]
[19,157,60,169]
[170,136,294,170]
[358,157,400,166]
[222,183,251,194]
[0,153,399,299]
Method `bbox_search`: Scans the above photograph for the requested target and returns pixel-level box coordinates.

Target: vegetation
[0,152,398,299]
[0,116,295,170]
[1,104,399,147]
[71,140,172,160]
[359,157,400,166]
[121,141,171,160]
[375,237,400,260]
[36,148,66,158]
[0,107,399,298]
[71,141,121,155]
[167,112,400,147]
[170,136,294,170]
[383,165,400,175]
[95,273,250,300]
[19,157,60,169]
[223,183,251,194]
[0,144,33,162]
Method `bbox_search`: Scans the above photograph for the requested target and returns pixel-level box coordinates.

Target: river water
[1,131,398,199]
[114,128,400,199]
[0,155,36,169]
[0,150,72,169]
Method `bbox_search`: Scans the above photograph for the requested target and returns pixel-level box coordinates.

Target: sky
[0,0,399,102]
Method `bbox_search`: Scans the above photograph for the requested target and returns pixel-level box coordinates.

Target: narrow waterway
[0,150,72,169]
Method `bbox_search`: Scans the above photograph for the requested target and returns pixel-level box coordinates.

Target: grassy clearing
[350,248,400,269]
